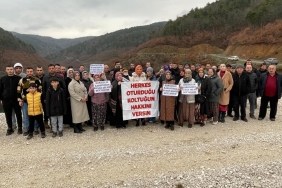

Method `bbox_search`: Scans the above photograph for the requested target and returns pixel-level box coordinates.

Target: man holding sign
[178,69,197,128]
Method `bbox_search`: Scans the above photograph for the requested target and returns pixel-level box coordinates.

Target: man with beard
[17,67,42,136]
[0,65,23,135]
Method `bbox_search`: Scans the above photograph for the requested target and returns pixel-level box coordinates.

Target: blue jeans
[22,102,39,131]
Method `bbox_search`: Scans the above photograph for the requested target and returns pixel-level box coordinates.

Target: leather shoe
[241,118,248,122]
[233,117,239,121]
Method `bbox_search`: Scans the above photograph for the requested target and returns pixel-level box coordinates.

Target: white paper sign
[181,83,198,95]
[162,84,179,96]
[121,81,159,120]
[94,81,111,93]
[122,77,130,82]
[90,64,104,74]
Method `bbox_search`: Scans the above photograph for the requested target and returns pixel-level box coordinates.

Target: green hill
[0,27,36,53]
[45,22,166,64]
[11,32,95,57]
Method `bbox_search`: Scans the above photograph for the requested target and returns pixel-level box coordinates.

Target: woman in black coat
[63,68,74,127]
[196,68,212,126]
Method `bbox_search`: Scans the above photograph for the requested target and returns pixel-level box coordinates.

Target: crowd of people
[0,60,281,139]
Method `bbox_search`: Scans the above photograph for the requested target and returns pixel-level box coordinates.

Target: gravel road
[1,99,282,187]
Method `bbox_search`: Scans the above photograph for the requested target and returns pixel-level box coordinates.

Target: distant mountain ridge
[0,27,50,77]
[45,22,167,67]
[0,27,35,53]
[11,32,95,57]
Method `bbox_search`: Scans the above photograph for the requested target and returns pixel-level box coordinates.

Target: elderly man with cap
[230,64,251,122]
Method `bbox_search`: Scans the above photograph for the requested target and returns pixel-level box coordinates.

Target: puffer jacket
[26,91,43,116]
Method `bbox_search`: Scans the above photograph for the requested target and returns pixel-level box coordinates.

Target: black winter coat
[42,73,66,100]
[45,86,67,117]
[231,71,251,96]
[0,75,21,101]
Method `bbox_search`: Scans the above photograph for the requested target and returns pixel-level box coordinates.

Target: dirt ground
[1,100,282,188]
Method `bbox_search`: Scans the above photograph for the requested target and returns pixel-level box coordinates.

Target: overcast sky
[0,0,215,39]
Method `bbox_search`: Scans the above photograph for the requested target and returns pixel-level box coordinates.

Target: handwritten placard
[181,83,198,95]
[94,81,111,93]
[162,84,179,96]
[90,64,104,74]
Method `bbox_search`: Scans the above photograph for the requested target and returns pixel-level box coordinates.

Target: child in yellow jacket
[26,83,46,140]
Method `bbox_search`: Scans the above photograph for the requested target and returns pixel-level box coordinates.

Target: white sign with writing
[121,81,159,120]
[181,83,198,95]
[94,81,111,93]
[162,84,179,97]
[90,64,104,74]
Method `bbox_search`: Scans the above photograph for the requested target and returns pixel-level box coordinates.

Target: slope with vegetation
[12,32,95,57]
[45,22,166,68]
[0,28,49,77]
[107,0,282,68]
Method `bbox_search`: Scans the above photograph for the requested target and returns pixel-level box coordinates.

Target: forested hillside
[0,28,35,53]
[12,32,95,57]
[46,22,166,65]
[0,28,49,77]
[105,0,282,68]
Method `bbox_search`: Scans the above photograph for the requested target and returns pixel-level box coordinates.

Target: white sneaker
[207,118,213,122]
[212,121,218,125]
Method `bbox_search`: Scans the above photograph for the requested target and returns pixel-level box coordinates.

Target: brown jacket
[160,80,176,121]
[218,71,233,105]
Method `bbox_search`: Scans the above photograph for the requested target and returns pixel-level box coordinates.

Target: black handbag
[195,94,206,103]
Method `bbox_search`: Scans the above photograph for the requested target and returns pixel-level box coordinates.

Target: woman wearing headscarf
[217,64,233,123]
[178,69,196,128]
[130,65,147,126]
[68,71,89,133]
[160,71,177,130]
[81,71,93,126]
[195,68,212,126]
[63,68,74,127]
[110,72,126,129]
[207,68,223,125]
[88,74,108,131]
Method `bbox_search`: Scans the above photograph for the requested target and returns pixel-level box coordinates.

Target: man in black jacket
[0,65,23,135]
[258,65,282,121]
[231,64,251,122]
[42,64,66,127]
[245,65,258,119]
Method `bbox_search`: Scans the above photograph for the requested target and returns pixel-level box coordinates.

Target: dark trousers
[42,101,48,122]
[3,100,22,130]
[259,95,278,119]
[228,94,234,115]
[233,95,247,119]
[28,114,45,134]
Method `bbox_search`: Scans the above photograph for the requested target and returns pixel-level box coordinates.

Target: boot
[77,123,85,132]
[73,124,82,133]
[221,112,226,123]
[218,112,222,123]
[170,123,174,131]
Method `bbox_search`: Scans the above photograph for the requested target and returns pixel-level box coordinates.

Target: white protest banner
[121,81,159,120]
[90,64,104,74]
[162,84,179,96]
[181,83,198,95]
[94,81,111,93]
